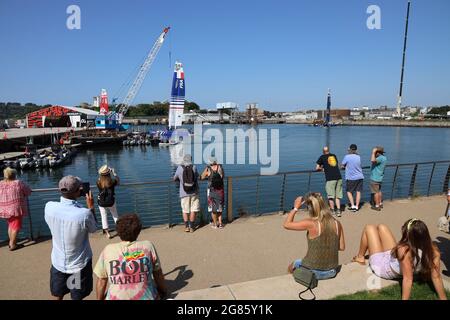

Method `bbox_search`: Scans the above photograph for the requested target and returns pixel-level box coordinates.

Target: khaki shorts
[370,180,382,193]
[325,179,343,199]
[181,195,200,213]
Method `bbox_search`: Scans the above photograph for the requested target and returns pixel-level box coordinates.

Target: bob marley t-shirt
[94,240,161,300]
[316,154,342,181]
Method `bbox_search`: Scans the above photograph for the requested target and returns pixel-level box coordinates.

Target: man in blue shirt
[370,146,387,211]
[173,154,199,233]
[45,175,97,300]
[341,144,364,212]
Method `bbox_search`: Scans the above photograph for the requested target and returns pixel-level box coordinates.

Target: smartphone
[80,182,90,197]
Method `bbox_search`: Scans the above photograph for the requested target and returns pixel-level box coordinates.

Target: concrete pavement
[1,195,449,300]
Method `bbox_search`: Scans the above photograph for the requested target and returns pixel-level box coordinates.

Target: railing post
[168,184,172,228]
[279,174,287,214]
[133,186,137,213]
[27,198,34,241]
[408,164,418,198]
[427,162,436,196]
[255,176,260,215]
[443,164,450,193]
[227,177,233,223]
[391,166,399,201]
[307,172,312,192]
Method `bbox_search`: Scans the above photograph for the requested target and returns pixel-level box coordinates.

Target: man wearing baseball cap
[341,144,364,212]
[44,175,97,300]
[370,146,387,211]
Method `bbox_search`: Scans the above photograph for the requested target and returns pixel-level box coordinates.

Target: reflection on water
[11,124,450,189]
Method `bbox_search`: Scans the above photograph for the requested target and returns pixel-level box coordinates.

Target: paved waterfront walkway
[1,195,449,300]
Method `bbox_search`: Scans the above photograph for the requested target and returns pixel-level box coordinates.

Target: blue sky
[0,0,449,111]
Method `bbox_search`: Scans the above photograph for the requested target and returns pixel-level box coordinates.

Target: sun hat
[98,165,111,176]
[208,156,218,165]
[182,154,192,166]
[59,175,82,194]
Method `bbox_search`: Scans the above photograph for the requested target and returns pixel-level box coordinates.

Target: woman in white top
[352,219,447,300]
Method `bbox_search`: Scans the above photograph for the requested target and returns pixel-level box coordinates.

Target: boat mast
[396,1,411,117]
[325,89,331,126]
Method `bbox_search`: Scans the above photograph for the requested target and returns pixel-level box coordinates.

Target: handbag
[293,266,318,300]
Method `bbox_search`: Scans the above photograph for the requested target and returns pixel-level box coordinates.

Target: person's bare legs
[217,212,223,226]
[356,191,361,209]
[374,192,381,207]
[8,226,12,247]
[189,212,196,230]
[182,212,189,226]
[328,199,335,210]
[347,192,355,208]
[335,198,341,211]
[377,224,397,251]
[9,229,18,248]
[354,225,384,263]
[211,212,218,226]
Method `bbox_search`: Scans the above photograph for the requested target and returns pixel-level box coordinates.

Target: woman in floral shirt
[0,167,32,251]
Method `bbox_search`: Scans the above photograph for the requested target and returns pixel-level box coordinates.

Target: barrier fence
[1,160,449,242]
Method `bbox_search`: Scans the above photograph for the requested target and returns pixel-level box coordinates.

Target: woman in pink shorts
[0,167,32,251]
[351,219,447,300]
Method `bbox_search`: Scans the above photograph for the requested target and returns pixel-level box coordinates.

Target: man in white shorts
[173,155,200,233]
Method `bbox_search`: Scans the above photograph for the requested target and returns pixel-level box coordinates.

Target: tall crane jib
[112,27,170,125]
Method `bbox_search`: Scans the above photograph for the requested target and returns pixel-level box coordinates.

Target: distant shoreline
[284,120,450,128]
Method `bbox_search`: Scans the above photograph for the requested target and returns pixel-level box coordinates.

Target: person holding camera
[283,193,345,280]
[370,146,387,211]
[44,175,97,300]
[97,165,120,239]
[200,157,225,229]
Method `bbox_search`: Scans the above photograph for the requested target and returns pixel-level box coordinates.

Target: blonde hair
[3,167,17,181]
[304,192,334,226]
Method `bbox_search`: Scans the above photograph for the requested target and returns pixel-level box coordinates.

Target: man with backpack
[201,157,225,229]
[173,154,199,233]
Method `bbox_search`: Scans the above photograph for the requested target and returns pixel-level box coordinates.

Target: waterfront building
[26,106,99,128]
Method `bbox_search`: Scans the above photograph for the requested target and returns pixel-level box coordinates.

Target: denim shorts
[293,259,337,280]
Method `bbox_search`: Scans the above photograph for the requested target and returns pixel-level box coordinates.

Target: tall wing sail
[99,89,109,115]
[325,89,331,125]
[169,61,185,128]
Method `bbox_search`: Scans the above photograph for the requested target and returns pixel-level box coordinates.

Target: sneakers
[218,224,224,229]
[189,227,194,233]
[335,209,342,217]
[350,206,359,213]
[371,206,381,212]
[211,224,218,229]
[184,226,190,232]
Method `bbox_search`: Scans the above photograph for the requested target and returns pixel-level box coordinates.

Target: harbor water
[1,124,449,241]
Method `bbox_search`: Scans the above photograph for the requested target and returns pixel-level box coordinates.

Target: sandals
[9,243,24,251]
[351,256,366,265]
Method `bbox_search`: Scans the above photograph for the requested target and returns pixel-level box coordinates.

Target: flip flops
[351,256,366,265]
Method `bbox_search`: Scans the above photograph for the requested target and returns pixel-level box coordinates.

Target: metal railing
[1,160,449,242]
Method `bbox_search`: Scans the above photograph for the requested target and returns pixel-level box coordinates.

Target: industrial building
[26,106,99,128]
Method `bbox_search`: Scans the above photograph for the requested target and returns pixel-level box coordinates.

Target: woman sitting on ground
[352,219,447,300]
[283,192,345,280]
